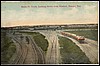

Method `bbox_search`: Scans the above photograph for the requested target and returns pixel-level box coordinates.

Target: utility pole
[26,36,29,44]
[20,35,23,44]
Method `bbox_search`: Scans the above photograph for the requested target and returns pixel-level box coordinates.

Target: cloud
[1,4,98,27]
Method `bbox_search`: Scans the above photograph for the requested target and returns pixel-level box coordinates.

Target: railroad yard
[1,24,99,64]
[1,1,99,65]
[9,34,45,64]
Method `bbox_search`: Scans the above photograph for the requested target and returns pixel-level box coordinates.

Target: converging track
[27,36,45,64]
[37,31,61,64]
[11,36,28,64]
[10,34,45,64]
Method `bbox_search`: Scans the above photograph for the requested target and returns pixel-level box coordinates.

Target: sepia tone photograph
[1,1,99,65]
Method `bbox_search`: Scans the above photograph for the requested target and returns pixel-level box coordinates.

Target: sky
[1,1,98,27]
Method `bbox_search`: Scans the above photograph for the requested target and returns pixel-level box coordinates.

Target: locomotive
[61,32,85,43]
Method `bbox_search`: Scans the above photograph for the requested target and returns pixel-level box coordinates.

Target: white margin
[1,1,99,65]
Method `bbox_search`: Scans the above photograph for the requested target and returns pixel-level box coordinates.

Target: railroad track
[11,36,22,64]
[10,34,45,64]
[46,35,56,64]
[27,36,38,64]
[11,36,28,64]
[39,31,57,64]
[28,36,45,64]
[49,41,54,63]
[37,31,60,64]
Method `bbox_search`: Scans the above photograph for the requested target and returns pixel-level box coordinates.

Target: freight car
[61,32,85,43]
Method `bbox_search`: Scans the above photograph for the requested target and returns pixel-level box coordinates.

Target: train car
[61,32,85,43]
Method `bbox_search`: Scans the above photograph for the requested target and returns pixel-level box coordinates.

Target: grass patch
[32,32,49,52]
[58,36,91,64]
[65,30,98,41]
[1,30,16,64]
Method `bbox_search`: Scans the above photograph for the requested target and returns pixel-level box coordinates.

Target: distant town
[1,24,98,30]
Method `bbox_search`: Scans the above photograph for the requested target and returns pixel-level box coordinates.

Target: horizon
[1,23,98,28]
